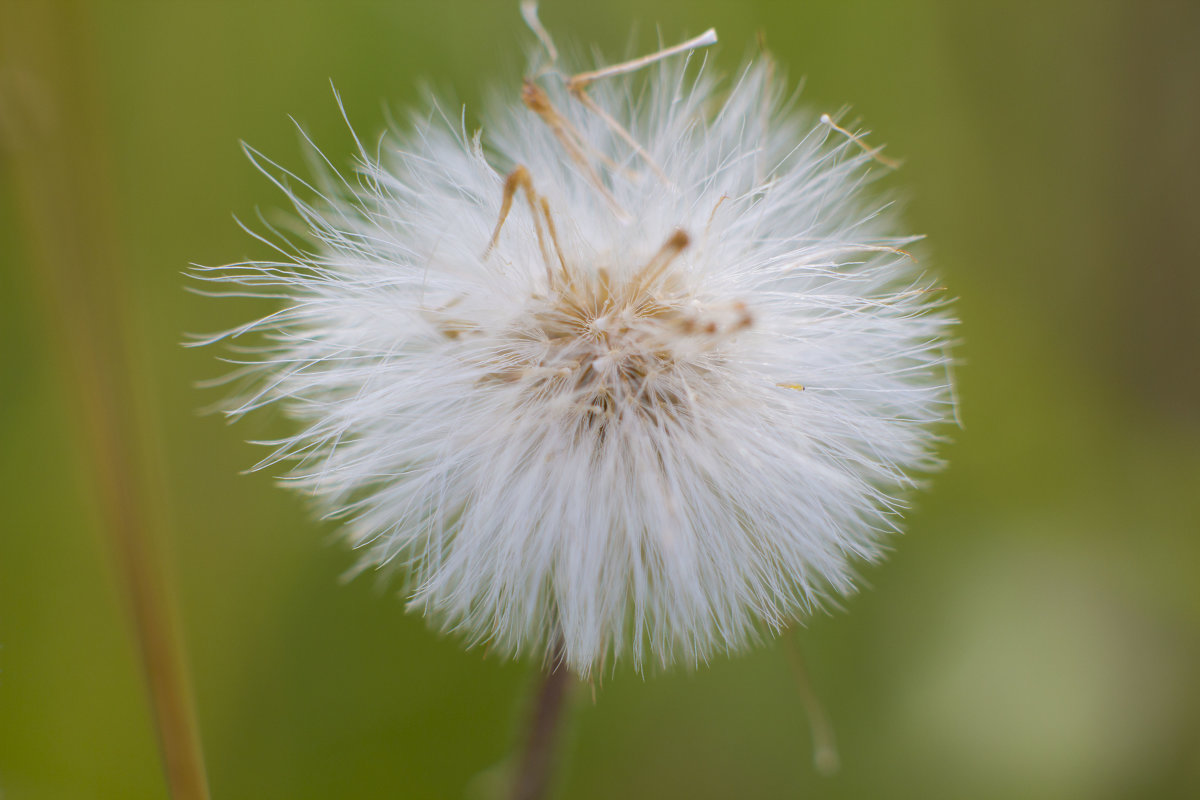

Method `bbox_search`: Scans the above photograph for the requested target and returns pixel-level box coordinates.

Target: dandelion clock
[196,3,954,791]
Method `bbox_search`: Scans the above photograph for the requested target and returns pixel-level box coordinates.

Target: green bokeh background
[2,1,1198,798]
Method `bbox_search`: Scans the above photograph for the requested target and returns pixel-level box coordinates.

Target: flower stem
[511,636,572,800]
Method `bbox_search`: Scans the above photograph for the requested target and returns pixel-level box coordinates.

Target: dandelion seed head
[197,20,956,676]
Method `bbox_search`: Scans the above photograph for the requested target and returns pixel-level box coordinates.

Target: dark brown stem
[511,637,572,800]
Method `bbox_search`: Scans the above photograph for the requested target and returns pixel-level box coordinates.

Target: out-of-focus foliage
[1,1,1197,798]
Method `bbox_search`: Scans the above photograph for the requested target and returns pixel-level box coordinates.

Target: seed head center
[501,267,752,425]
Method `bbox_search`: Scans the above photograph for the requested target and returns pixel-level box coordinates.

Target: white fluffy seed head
[196,30,956,677]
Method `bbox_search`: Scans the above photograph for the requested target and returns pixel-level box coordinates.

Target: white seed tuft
[196,26,956,676]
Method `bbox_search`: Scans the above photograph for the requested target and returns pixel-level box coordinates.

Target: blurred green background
[2,0,1198,798]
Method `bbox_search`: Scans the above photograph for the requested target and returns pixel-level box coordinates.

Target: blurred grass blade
[0,1,210,797]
